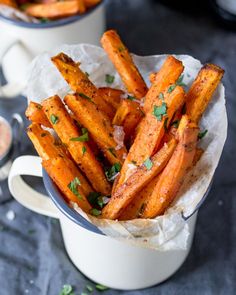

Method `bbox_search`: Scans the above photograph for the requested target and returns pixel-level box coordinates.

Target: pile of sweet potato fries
[0,0,100,20]
[26,30,224,220]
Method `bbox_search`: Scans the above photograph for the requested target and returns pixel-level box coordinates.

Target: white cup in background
[0,2,105,98]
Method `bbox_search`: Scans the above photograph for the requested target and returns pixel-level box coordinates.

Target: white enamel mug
[8,155,199,290]
[0,2,105,98]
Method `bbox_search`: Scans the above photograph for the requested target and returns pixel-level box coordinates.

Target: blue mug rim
[42,168,104,235]
[0,1,103,29]
[42,168,212,235]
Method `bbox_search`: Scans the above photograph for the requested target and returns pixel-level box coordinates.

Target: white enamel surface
[60,211,197,290]
[8,155,197,290]
[0,4,105,97]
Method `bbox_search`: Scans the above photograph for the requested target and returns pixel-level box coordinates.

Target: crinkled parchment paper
[0,5,39,22]
[26,44,227,251]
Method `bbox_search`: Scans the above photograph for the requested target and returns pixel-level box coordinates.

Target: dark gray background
[0,0,235,294]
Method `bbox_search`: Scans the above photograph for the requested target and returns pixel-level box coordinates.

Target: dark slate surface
[0,0,235,294]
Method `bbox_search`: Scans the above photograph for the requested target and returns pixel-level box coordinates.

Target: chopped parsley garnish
[86,285,93,292]
[159,92,164,100]
[198,129,208,139]
[85,72,89,77]
[68,177,82,199]
[164,117,168,131]
[90,208,102,216]
[70,131,89,142]
[176,74,186,86]
[82,146,87,155]
[167,75,186,94]
[95,284,109,291]
[105,163,121,182]
[50,114,59,124]
[143,158,153,170]
[108,147,117,157]
[40,18,49,23]
[78,92,93,103]
[153,102,167,121]
[171,120,180,128]
[28,229,36,235]
[127,95,135,101]
[59,284,73,295]
[118,46,125,52]
[88,192,110,209]
[105,74,115,84]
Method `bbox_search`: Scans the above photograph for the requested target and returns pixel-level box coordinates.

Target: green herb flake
[198,129,208,139]
[159,92,164,100]
[59,284,73,295]
[95,284,109,291]
[171,120,180,128]
[90,208,102,216]
[176,75,186,87]
[164,117,168,131]
[78,93,93,103]
[105,74,115,84]
[143,158,153,170]
[88,192,110,208]
[28,229,36,235]
[50,114,59,125]
[82,146,87,155]
[118,46,125,52]
[85,72,89,77]
[68,177,82,199]
[167,84,176,93]
[108,147,117,157]
[105,163,121,182]
[127,95,135,101]
[40,17,49,23]
[41,133,47,137]
[131,160,137,165]
[86,285,93,292]
[70,132,89,142]
[152,102,167,121]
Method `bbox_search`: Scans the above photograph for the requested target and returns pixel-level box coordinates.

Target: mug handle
[8,155,59,218]
[0,40,32,98]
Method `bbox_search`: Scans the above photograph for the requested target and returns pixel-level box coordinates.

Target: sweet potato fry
[27,123,92,196]
[51,53,115,119]
[0,0,17,8]
[116,85,185,188]
[27,123,64,160]
[25,102,51,128]
[186,63,224,123]
[102,138,177,220]
[101,30,148,99]
[141,115,199,218]
[144,56,184,113]
[43,157,92,213]
[25,0,86,19]
[64,94,127,165]
[84,0,101,8]
[42,95,111,195]
[118,176,159,220]
[112,99,144,140]
[97,87,124,110]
